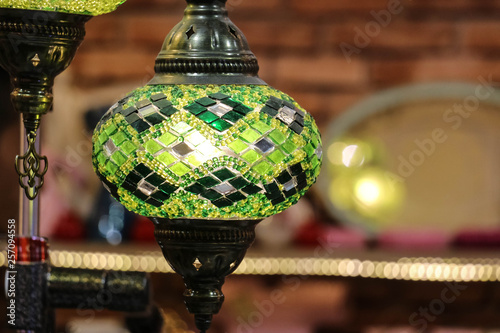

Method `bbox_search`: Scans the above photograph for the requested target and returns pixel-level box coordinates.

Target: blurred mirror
[318,83,500,242]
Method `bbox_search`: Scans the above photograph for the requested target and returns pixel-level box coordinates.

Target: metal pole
[18,118,41,238]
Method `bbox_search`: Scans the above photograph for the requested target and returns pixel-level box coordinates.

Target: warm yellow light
[355,179,381,206]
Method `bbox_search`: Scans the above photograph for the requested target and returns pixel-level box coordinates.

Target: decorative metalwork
[31,54,41,67]
[15,131,48,200]
[149,0,264,85]
[0,8,90,201]
[154,218,260,333]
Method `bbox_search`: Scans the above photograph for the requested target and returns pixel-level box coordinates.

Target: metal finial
[149,0,264,85]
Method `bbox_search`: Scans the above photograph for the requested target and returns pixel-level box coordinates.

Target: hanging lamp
[92,0,323,331]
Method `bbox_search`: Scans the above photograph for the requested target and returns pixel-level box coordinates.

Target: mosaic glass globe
[92,84,322,220]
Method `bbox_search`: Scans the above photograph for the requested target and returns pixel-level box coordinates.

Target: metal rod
[18,118,41,237]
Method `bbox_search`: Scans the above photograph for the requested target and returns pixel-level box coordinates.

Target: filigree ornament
[15,131,48,200]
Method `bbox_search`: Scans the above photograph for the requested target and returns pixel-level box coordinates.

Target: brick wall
[70,0,500,128]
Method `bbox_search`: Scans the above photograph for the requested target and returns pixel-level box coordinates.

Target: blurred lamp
[92,0,322,331]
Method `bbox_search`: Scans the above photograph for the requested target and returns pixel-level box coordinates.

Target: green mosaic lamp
[92,0,322,331]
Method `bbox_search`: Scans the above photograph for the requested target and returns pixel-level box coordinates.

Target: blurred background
[1,0,500,332]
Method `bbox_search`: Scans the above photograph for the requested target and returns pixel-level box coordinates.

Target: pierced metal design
[15,131,48,200]
[186,25,196,39]
[228,25,238,39]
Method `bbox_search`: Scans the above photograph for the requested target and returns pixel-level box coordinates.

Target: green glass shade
[0,0,126,15]
[92,84,322,220]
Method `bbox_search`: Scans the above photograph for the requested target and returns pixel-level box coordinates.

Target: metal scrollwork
[15,131,48,200]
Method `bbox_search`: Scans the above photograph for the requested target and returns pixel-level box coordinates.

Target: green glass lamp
[92,0,323,331]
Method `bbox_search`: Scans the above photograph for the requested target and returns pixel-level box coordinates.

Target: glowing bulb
[355,179,381,206]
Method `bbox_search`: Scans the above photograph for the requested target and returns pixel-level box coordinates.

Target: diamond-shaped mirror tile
[213,183,237,195]
[104,139,118,157]
[283,179,296,192]
[172,142,194,157]
[254,138,274,154]
[138,105,158,117]
[277,106,295,125]
[171,122,192,135]
[138,179,156,196]
[185,131,206,146]
[208,103,233,117]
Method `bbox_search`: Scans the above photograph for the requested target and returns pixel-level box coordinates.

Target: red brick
[275,56,368,89]
[407,0,500,10]
[84,15,123,45]
[291,0,403,13]
[289,91,331,116]
[237,20,316,51]
[227,0,282,12]
[255,56,278,85]
[372,21,454,48]
[125,14,181,48]
[71,49,156,86]
[462,21,500,49]
[329,20,455,50]
[371,57,500,85]
[330,92,371,116]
